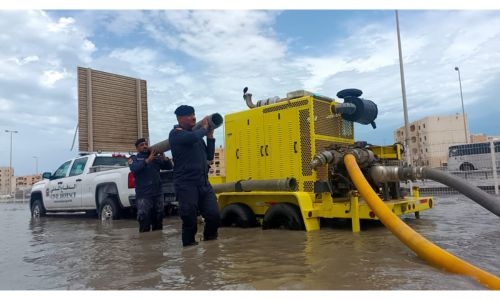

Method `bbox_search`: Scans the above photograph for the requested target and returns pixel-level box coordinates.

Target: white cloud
[0,98,13,111]
[148,10,284,68]
[40,69,68,87]
[48,16,75,32]
[98,10,146,35]
[109,47,157,66]
[6,55,39,66]
[82,39,96,52]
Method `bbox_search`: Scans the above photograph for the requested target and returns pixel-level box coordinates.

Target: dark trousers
[175,182,220,246]
[137,194,164,232]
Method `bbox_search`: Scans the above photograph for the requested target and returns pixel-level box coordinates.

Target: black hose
[423,167,500,217]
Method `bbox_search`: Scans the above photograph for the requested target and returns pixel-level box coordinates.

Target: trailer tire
[99,197,120,220]
[220,203,257,228]
[262,203,305,230]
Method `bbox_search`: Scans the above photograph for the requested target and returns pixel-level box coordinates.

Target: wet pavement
[0,195,499,290]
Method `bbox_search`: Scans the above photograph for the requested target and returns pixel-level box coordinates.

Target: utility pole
[33,156,39,174]
[454,66,468,144]
[395,10,411,165]
[395,10,413,195]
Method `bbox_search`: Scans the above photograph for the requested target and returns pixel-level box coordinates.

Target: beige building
[209,147,226,177]
[16,174,42,189]
[1,167,42,195]
[394,114,468,167]
[0,167,14,195]
[470,133,489,143]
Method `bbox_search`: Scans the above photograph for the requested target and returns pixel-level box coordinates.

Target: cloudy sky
[1,4,500,176]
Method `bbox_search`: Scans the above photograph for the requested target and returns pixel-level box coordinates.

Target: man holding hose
[169,105,220,247]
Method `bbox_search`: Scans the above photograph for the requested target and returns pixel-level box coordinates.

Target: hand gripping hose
[344,153,500,290]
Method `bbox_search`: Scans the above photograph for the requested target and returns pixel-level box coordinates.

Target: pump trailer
[209,88,433,232]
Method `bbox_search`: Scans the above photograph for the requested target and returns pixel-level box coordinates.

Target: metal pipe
[311,148,376,170]
[256,96,280,107]
[490,140,499,195]
[346,148,376,168]
[331,103,357,115]
[212,178,297,193]
[149,113,223,153]
[243,87,255,108]
[311,150,342,170]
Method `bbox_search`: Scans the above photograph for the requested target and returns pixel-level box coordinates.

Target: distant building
[209,147,225,177]
[394,114,468,167]
[470,133,489,143]
[1,168,42,195]
[0,167,14,195]
[16,174,43,189]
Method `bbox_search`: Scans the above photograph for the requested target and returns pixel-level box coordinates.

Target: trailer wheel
[31,199,46,218]
[99,197,120,220]
[262,203,305,230]
[220,203,257,228]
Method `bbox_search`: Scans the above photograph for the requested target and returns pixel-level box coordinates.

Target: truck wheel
[99,197,120,220]
[221,203,257,228]
[460,163,475,171]
[31,199,46,218]
[262,203,304,230]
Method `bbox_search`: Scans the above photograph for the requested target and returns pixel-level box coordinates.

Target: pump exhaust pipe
[213,178,298,193]
[149,113,223,153]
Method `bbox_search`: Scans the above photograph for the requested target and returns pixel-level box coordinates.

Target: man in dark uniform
[169,105,220,247]
[129,138,173,233]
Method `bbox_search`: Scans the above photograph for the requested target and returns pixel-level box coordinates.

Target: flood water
[0,195,499,291]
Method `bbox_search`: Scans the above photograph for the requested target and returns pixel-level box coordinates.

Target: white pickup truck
[29,153,176,220]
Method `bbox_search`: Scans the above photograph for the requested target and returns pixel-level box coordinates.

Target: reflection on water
[0,196,499,290]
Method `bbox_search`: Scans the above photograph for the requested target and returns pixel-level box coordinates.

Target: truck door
[46,160,72,210]
[66,157,88,209]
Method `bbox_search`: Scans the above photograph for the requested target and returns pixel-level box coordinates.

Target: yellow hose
[344,154,500,290]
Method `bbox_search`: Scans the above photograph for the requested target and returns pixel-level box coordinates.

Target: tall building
[0,167,14,195]
[394,114,468,167]
[209,147,225,177]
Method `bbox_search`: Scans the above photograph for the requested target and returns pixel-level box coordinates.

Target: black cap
[135,138,147,147]
[174,105,195,116]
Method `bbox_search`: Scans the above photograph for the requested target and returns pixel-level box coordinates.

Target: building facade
[1,167,42,195]
[16,174,43,189]
[209,147,226,177]
[0,167,14,195]
[394,114,468,167]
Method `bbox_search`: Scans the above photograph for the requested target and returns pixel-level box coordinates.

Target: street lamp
[33,156,39,174]
[5,129,18,195]
[454,66,468,144]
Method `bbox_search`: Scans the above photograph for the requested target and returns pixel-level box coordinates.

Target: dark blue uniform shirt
[129,152,173,197]
[169,125,215,184]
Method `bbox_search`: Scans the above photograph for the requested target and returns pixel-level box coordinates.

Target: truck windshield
[93,156,128,167]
